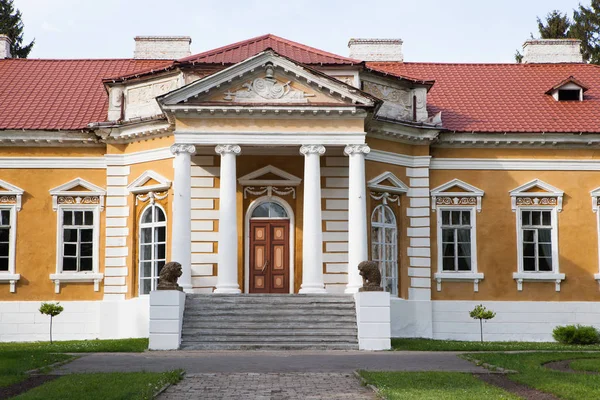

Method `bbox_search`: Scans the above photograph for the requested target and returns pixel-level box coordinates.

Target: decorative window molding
[371,204,398,296]
[0,180,23,293]
[431,179,484,212]
[509,179,564,212]
[49,178,106,212]
[49,178,105,293]
[239,165,301,199]
[434,207,483,292]
[127,170,171,194]
[368,172,408,206]
[139,203,167,295]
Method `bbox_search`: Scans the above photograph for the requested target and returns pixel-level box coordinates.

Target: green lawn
[13,371,182,400]
[0,338,148,388]
[570,358,600,373]
[392,338,600,352]
[465,352,600,400]
[359,371,518,400]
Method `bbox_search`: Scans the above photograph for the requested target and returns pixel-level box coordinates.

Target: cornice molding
[431,158,600,171]
[365,149,431,168]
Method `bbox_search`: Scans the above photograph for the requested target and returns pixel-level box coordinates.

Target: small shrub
[469,304,496,343]
[553,324,600,345]
[39,302,64,344]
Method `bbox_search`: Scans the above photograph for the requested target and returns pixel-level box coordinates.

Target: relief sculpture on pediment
[363,81,412,120]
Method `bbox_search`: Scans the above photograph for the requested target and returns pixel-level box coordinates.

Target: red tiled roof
[179,34,360,65]
[367,62,600,133]
[0,59,168,130]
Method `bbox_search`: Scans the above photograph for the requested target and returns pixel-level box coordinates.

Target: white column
[345,144,370,293]
[214,144,241,294]
[299,144,327,294]
[170,144,196,292]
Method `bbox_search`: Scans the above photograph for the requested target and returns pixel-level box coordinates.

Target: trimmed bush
[553,324,600,345]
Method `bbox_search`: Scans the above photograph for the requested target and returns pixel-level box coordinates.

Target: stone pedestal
[354,291,391,350]
[148,290,185,350]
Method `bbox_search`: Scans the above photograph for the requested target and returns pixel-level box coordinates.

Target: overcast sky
[16,0,585,62]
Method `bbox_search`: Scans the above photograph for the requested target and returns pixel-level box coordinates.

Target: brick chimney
[522,39,583,63]
[0,35,11,59]
[348,38,403,62]
[134,36,191,60]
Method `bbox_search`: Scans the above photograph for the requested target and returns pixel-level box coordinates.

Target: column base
[299,285,327,294]
[214,285,241,294]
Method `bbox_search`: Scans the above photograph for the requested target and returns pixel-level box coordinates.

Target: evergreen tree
[537,10,571,38]
[0,0,34,58]
[570,0,600,64]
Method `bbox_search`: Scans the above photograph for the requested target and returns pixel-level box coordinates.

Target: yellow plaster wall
[430,169,600,301]
[0,147,105,157]
[0,168,107,300]
[368,137,430,157]
[107,135,174,155]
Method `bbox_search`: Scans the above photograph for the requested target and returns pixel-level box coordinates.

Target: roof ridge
[178,33,273,62]
[368,61,598,67]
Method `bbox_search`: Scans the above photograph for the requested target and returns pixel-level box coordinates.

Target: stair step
[180,342,359,350]
[182,328,357,336]
[183,321,356,329]
[181,335,358,342]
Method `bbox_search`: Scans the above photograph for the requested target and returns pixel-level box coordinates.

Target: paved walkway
[55,350,488,374]
[157,373,376,400]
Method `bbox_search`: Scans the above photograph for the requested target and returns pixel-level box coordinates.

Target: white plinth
[354,291,391,350]
[148,290,185,350]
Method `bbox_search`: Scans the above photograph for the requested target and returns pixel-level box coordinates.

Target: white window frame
[49,178,105,293]
[591,187,600,285]
[371,204,399,296]
[0,179,24,293]
[510,180,565,292]
[138,203,168,296]
[434,206,483,292]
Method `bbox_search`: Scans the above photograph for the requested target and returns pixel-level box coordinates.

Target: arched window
[139,204,167,295]
[371,204,398,295]
[251,201,288,218]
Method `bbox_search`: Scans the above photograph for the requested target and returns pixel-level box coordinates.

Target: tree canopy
[0,0,34,58]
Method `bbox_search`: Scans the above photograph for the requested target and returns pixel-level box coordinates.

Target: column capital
[344,144,371,156]
[215,144,241,155]
[170,144,196,155]
[299,144,326,156]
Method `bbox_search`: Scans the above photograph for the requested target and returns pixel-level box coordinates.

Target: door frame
[244,196,295,294]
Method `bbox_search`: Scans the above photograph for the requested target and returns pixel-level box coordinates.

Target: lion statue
[157,261,183,291]
[358,260,383,292]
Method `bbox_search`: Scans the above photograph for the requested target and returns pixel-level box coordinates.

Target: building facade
[0,34,599,342]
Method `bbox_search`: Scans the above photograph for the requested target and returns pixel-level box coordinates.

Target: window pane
[74,211,84,225]
[532,211,541,226]
[140,279,151,295]
[538,243,552,258]
[371,227,379,243]
[0,243,8,256]
[269,203,288,218]
[155,227,166,242]
[457,257,471,271]
[523,257,536,271]
[0,228,8,242]
[457,229,470,243]
[384,208,395,224]
[80,243,93,257]
[80,257,93,271]
[385,228,395,244]
[522,211,531,226]
[84,211,93,225]
[156,261,166,276]
[442,229,454,242]
[457,243,471,257]
[443,242,454,257]
[538,229,552,243]
[155,207,166,222]
[539,257,553,271]
[523,243,535,257]
[63,257,77,271]
[142,208,153,224]
[63,243,77,256]
[251,203,269,218]
[451,211,460,225]
[63,211,73,225]
[0,257,8,271]
[156,244,166,260]
[80,229,93,242]
[372,243,380,260]
[141,228,152,244]
[140,245,152,261]
[523,230,535,242]
[461,211,470,225]
[442,257,454,271]
[63,229,77,243]
[442,211,450,225]
[0,210,10,225]
[542,211,551,226]
[140,262,152,278]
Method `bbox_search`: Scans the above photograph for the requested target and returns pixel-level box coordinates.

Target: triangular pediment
[238,165,301,186]
[127,170,172,194]
[367,172,408,194]
[158,50,376,109]
[509,179,563,197]
[50,178,105,196]
[0,179,24,211]
[431,179,484,197]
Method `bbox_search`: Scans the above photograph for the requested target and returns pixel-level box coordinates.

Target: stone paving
[157,372,376,400]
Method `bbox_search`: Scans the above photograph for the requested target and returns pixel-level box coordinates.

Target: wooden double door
[249,219,290,293]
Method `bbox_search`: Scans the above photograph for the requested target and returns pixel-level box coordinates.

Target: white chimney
[348,38,403,62]
[522,39,583,64]
[134,36,192,60]
[0,35,11,59]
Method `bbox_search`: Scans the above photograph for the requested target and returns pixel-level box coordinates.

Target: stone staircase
[180,294,359,350]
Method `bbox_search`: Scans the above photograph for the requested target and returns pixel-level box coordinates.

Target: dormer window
[546,76,588,102]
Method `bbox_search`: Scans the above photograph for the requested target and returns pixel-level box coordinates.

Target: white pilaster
[299,145,327,294]
[170,144,195,292]
[344,144,370,293]
[214,144,241,294]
